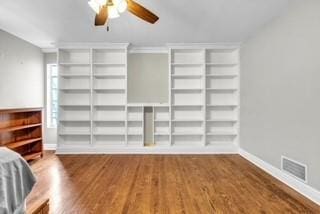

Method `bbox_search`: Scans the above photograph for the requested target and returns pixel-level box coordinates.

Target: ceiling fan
[88,0,159,26]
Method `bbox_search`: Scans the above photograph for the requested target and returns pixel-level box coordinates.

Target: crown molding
[52,42,130,49]
[41,48,58,53]
[128,46,168,54]
[41,43,243,52]
[166,43,241,50]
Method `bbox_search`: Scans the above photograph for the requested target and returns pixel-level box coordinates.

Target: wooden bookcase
[0,108,43,161]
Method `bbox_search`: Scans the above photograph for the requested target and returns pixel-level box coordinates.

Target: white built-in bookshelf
[92,48,127,146]
[58,49,91,146]
[57,44,239,153]
[169,46,239,149]
[153,105,170,146]
[127,105,144,146]
[170,49,206,146]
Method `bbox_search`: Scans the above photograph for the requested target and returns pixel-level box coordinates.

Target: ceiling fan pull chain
[107,25,110,31]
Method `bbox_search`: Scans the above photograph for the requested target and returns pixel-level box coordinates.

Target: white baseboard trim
[43,144,57,150]
[55,144,238,155]
[239,148,320,206]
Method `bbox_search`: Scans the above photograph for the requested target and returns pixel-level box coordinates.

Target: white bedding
[0,148,36,214]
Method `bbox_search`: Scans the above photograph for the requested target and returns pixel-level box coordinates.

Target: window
[47,64,58,128]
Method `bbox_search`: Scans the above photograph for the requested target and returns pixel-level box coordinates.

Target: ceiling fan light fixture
[97,0,107,6]
[115,0,127,13]
[88,0,100,14]
[108,5,120,19]
[92,0,159,26]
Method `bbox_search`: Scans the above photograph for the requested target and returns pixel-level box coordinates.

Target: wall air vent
[281,156,307,183]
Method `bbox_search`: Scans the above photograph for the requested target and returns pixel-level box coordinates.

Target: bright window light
[46,64,58,128]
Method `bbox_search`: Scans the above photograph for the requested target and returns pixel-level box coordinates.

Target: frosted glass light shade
[96,0,107,5]
[88,0,126,18]
[116,0,127,13]
[88,0,100,14]
[108,5,120,19]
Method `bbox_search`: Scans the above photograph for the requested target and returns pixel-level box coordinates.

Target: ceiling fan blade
[127,0,159,24]
[95,6,108,26]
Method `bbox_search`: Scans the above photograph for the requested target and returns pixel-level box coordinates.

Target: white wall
[128,53,168,103]
[241,0,320,191]
[0,30,43,109]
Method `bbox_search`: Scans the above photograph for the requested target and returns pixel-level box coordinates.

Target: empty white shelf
[206,88,237,92]
[93,63,126,66]
[207,104,238,107]
[206,74,238,78]
[60,74,91,78]
[60,88,90,92]
[172,104,204,107]
[171,63,204,66]
[207,119,238,122]
[127,133,143,136]
[206,131,237,136]
[127,103,169,107]
[94,74,126,78]
[93,104,125,107]
[206,63,238,66]
[59,131,91,136]
[93,119,126,122]
[172,119,204,122]
[93,131,126,136]
[154,132,170,136]
[172,88,203,92]
[59,63,90,66]
[154,119,170,122]
[171,74,203,78]
[172,132,204,136]
[93,88,126,92]
[59,119,90,122]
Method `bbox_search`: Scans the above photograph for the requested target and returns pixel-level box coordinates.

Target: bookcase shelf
[60,119,90,122]
[59,63,90,66]
[206,88,237,91]
[169,47,239,147]
[58,47,128,147]
[60,88,90,92]
[154,132,170,136]
[94,74,126,78]
[93,63,126,66]
[172,119,203,122]
[172,132,203,136]
[24,151,43,161]
[6,137,42,149]
[207,119,238,122]
[60,74,91,78]
[0,123,42,133]
[57,45,239,152]
[205,63,238,66]
[0,108,43,161]
[93,131,126,136]
[170,48,206,146]
[172,88,203,91]
[59,131,91,136]
[206,74,237,78]
[171,74,203,78]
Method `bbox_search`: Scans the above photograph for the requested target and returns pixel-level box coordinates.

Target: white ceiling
[0,0,290,48]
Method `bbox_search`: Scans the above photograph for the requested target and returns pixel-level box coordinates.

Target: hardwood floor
[27,152,320,213]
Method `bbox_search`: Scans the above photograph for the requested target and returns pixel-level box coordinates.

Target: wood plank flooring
[27,152,320,213]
